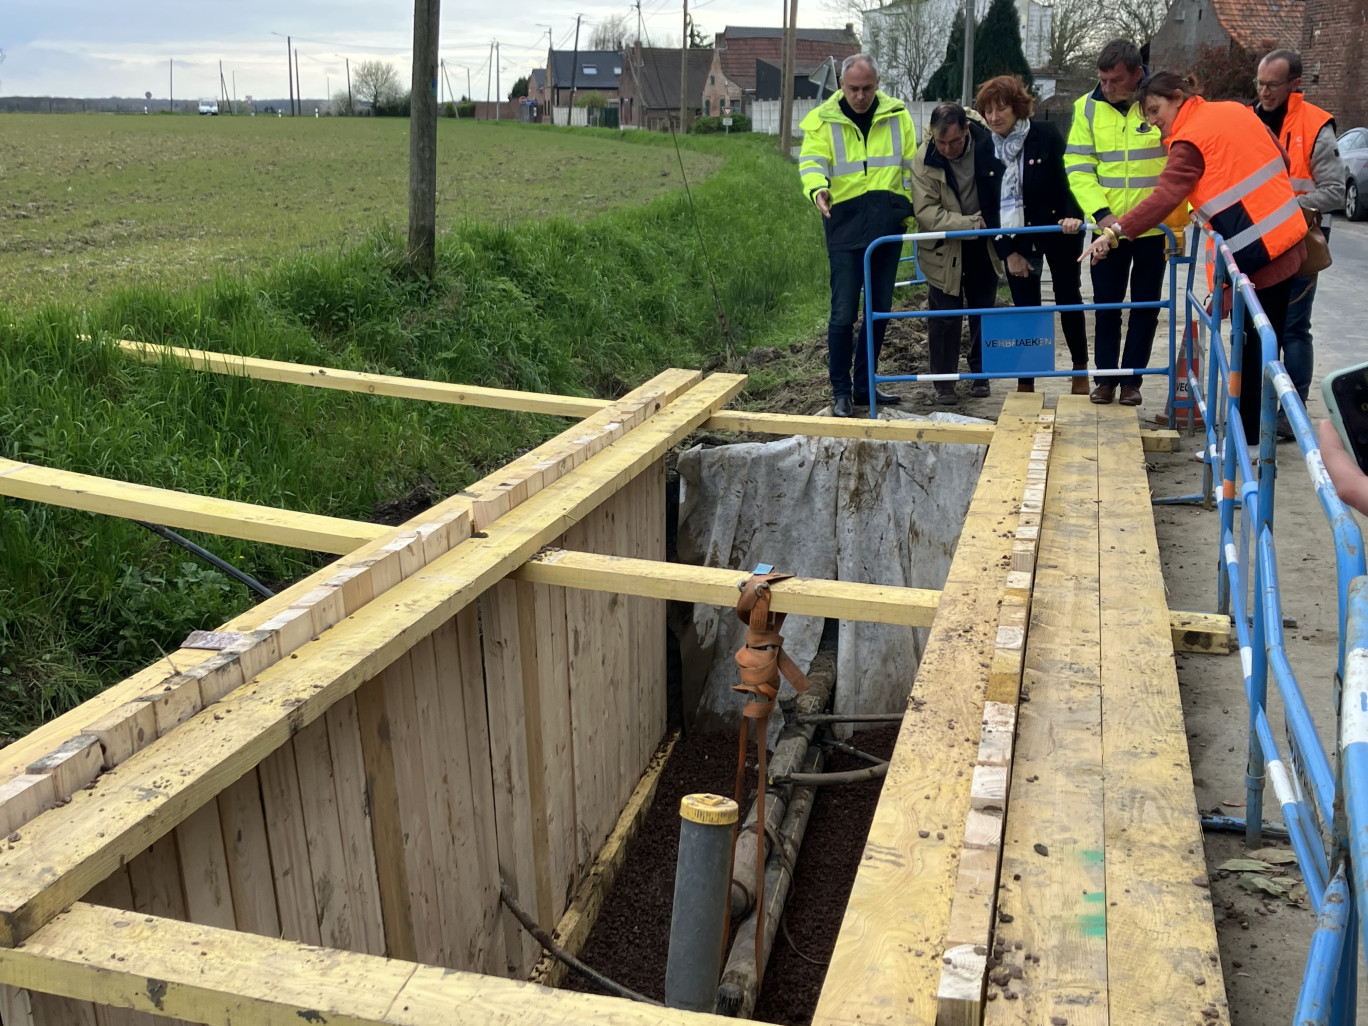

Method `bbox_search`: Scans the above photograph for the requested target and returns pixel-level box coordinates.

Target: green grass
[0,115,720,308]
[0,126,832,739]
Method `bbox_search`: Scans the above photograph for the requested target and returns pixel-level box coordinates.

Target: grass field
[0,114,721,307]
[0,119,832,738]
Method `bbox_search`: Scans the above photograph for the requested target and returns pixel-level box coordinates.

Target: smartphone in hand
[1322,362,1368,474]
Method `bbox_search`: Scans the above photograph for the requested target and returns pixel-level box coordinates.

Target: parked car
[1339,127,1368,221]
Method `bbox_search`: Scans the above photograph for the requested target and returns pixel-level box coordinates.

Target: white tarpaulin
[675,411,987,734]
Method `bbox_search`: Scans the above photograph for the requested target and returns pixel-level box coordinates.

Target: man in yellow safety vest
[798,54,917,417]
[1252,48,1345,437]
[1065,39,1173,406]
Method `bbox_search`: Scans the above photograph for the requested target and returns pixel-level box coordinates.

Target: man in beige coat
[908,103,1005,404]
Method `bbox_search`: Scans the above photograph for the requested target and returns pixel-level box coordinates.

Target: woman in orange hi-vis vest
[1082,72,1307,442]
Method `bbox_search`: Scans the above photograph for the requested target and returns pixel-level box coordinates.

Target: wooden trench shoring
[0,343,1233,1026]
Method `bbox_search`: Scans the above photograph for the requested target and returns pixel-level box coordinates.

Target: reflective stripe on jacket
[1170,96,1306,278]
[1259,93,1335,197]
[1064,86,1170,237]
[798,91,917,251]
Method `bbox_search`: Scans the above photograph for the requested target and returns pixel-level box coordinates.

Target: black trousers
[1090,233,1166,388]
[1005,232,1088,387]
[1238,276,1293,445]
[928,239,998,382]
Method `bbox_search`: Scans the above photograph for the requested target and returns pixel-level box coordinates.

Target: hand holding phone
[1318,421,1368,515]
[1322,362,1368,475]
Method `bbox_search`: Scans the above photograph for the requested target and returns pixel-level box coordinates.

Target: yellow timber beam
[515,549,940,627]
[114,338,1184,451]
[0,902,713,1025]
[0,458,389,554]
[116,339,610,418]
[0,372,747,947]
[0,458,1226,644]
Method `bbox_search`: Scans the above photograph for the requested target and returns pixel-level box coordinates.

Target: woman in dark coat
[976,75,1088,393]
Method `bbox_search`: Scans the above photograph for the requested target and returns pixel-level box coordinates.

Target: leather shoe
[833,396,855,418]
[969,380,991,398]
[1119,386,1142,407]
[934,387,958,406]
[1090,384,1116,404]
[854,388,903,406]
[1276,411,1295,441]
[1071,366,1091,395]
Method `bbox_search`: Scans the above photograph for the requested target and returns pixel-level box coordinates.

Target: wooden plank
[28,990,98,1026]
[516,549,941,627]
[215,771,280,939]
[529,581,577,917]
[529,732,678,987]
[0,369,698,795]
[0,983,33,1026]
[0,372,745,948]
[0,776,56,838]
[290,715,358,951]
[0,456,388,554]
[453,603,506,975]
[126,835,187,922]
[481,580,542,975]
[703,410,996,445]
[173,802,237,931]
[811,392,1043,1026]
[1095,405,1228,1025]
[985,395,1108,1023]
[1170,610,1232,654]
[322,695,386,957]
[25,736,102,800]
[1138,428,1181,452]
[256,743,321,945]
[0,902,716,1026]
[352,674,417,961]
[116,339,610,418]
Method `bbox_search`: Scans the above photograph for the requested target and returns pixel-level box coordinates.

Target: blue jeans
[827,245,901,399]
[1281,272,1315,402]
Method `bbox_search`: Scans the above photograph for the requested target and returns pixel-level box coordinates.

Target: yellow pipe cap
[679,793,739,825]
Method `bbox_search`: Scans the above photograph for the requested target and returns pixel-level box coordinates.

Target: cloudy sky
[1,0,854,101]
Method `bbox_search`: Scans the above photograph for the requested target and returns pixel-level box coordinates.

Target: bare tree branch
[865,0,943,101]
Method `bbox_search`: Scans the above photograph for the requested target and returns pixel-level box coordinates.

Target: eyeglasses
[1255,79,1289,91]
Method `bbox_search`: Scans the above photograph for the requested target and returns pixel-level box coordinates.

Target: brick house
[546,49,623,108]
[700,25,860,117]
[1302,0,1368,130]
[1149,0,1304,76]
[618,45,716,129]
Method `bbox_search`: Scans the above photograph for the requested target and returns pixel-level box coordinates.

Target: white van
[198,99,219,115]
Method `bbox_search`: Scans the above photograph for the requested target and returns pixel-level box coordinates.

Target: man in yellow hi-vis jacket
[798,54,917,417]
[1065,38,1175,406]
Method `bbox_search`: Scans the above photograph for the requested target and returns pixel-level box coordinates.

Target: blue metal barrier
[859,224,1191,419]
[1179,228,1368,1022]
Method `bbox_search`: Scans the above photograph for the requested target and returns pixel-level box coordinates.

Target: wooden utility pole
[679,0,689,132]
[568,15,582,111]
[777,0,798,153]
[345,57,353,114]
[408,0,441,278]
[294,49,302,112]
[168,58,173,114]
[496,41,501,120]
[960,0,976,107]
[286,36,294,115]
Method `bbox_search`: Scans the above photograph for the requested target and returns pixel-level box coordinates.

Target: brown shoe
[1017,380,1035,392]
[1119,386,1142,407]
[1071,366,1090,395]
[1090,384,1115,404]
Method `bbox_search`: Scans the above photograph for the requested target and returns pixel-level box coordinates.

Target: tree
[688,20,712,48]
[865,0,943,101]
[575,90,608,108]
[924,9,965,101]
[508,76,529,101]
[1047,0,1105,74]
[589,14,632,51]
[352,59,401,110]
[975,0,1033,88]
[1190,40,1264,102]
[1104,0,1169,57]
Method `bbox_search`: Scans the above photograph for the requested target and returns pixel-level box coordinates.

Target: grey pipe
[664,793,739,1012]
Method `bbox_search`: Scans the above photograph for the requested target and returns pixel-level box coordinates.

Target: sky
[0,0,854,101]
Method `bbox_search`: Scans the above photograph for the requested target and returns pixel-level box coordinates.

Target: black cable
[498,881,663,1005]
[634,3,736,356]
[136,521,275,599]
